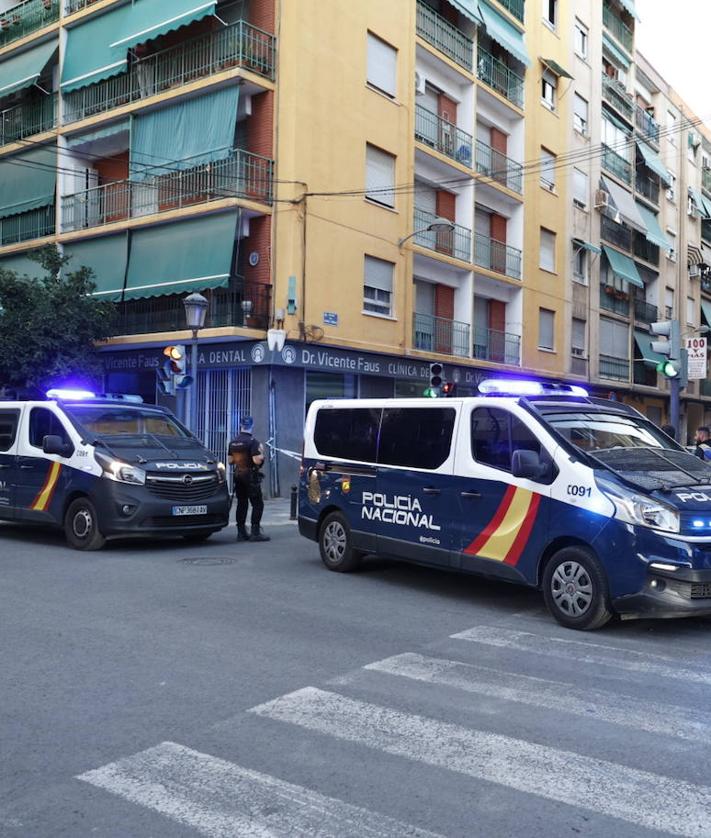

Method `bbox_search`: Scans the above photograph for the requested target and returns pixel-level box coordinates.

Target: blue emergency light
[478,378,589,397]
[46,388,96,400]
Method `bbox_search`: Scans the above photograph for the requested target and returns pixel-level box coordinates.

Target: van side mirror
[42,434,74,458]
[512,449,547,481]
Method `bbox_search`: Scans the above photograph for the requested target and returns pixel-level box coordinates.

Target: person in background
[693,426,711,460]
[228,416,270,542]
[660,424,676,441]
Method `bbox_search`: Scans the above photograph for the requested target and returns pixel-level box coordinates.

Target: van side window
[379,407,455,469]
[0,409,20,452]
[314,408,380,462]
[29,408,71,450]
[471,408,543,472]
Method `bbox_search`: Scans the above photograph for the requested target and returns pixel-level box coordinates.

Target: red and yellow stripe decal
[31,462,62,512]
[464,486,541,566]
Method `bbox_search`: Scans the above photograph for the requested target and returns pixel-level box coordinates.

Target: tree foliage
[0,246,115,392]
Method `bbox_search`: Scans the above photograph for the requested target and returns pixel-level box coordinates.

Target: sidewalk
[257,497,298,528]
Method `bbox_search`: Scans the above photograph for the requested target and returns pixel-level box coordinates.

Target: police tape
[264,439,302,461]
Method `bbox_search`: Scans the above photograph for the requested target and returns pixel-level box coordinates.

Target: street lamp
[183,292,209,432]
[397,217,455,248]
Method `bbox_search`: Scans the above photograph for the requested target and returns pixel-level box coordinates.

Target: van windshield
[543,411,673,453]
[65,405,189,439]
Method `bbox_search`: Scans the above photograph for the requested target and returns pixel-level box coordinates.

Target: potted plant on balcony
[604,284,615,295]
[613,289,628,300]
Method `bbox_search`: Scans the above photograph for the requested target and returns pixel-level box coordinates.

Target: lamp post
[183,292,208,434]
[397,216,455,248]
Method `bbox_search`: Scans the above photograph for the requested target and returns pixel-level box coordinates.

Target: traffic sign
[685,336,707,380]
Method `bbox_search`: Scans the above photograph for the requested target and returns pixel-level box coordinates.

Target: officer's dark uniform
[228,426,269,542]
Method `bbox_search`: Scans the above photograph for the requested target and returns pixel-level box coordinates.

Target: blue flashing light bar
[46,388,96,400]
[478,378,589,397]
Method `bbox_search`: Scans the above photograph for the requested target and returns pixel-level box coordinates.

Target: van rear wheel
[319,511,361,572]
[64,497,106,551]
[543,546,612,631]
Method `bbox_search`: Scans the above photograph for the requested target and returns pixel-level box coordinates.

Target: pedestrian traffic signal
[650,320,681,378]
[442,381,457,396]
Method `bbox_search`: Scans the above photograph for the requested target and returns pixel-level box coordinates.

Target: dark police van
[0,390,230,549]
[299,379,711,630]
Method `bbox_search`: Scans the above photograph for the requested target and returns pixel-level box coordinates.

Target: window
[573,245,588,283]
[571,318,586,356]
[687,296,696,325]
[543,0,557,28]
[573,168,588,208]
[540,147,556,190]
[539,308,555,350]
[666,171,676,202]
[0,409,19,452]
[539,228,556,272]
[574,20,588,59]
[28,408,71,450]
[667,110,677,146]
[363,255,394,316]
[365,144,395,208]
[602,114,630,151]
[367,32,397,98]
[573,93,588,134]
[379,407,455,469]
[470,407,553,481]
[600,317,629,359]
[541,69,556,110]
[664,287,674,319]
[305,372,356,414]
[314,407,380,462]
[667,230,677,263]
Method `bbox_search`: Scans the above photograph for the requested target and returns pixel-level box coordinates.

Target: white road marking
[77,741,441,838]
[250,686,711,837]
[365,652,711,741]
[451,625,711,685]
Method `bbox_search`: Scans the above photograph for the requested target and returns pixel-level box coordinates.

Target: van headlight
[95,451,146,486]
[595,476,679,533]
[217,462,226,484]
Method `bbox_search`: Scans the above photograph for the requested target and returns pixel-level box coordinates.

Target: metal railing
[0,205,55,246]
[635,104,660,146]
[63,19,276,124]
[0,0,58,48]
[415,105,473,167]
[477,47,524,108]
[61,148,273,233]
[633,232,659,265]
[635,170,660,205]
[412,312,470,357]
[633,297,658,324]
[474,232,522,279]
[415,0,473,71]
[602,143,632,184]
[475,139,523,193]
[570,355,588,377]
[1,94,57,147]
[65,0,102,12]
[413,206,471,262]
[599,354,630,381]
[602,2,633,52]
[703,168,711,195]
[494,0,525,22]
[602,75,634,121]
[601,215,631,250]
[473,326,521,365]
[600,284,630,316]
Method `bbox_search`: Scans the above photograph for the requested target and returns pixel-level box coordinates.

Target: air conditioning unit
[594,189,610,210]
[415,71,426,96]
[690,264,701,278]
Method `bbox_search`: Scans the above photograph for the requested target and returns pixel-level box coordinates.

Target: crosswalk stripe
[365,652,711,741]
[250,686,711,837]
[451,625,711,685]
[78,741,443,838]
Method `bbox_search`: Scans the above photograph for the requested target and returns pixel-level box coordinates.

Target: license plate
[171,505,208,516]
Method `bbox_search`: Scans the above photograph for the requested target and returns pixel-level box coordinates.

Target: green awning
[61,4,131,93]
[479,0,529,67]
[0,146,56,220]
[701,193,711,220]
[0,251,44,280]
[634,330,664,365]
[603,245,644,288]
[701,300,711,327]
[64,234,128,302]
[124,212,238,300]
[130,86,239,180]
[541,58,573,80]
[0,39,57,98]
[636,202,673,252]
[446,0,483,25]
[602,33,630,68]
[689,188,711,219]
[66,119,130,152]
[111,0,217,51]
[636,140,671,185]
[573,239,601,254]
[619,0,640,22]
[601,176,645,233]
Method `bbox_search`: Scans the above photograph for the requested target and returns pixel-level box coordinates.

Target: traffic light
[423,362,443,397]
[442,381,457,397]
[163,345,193,390]
[651,320,681,378]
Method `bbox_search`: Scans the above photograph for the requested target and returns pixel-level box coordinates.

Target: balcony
[602,75,634,121]
[633,232,659,266]
[702,274,711,295]
[477,47,524,108]
[415,105,473,167]
[702,219,711,244]
[1,205,54,246]
[599,354,629,381]
[602,2,633,53]
[413,312,470,357]
[635,171,659,205]
[600,284,630,316]
[474,232,522,279]
[1,94,57,147]
[703,167,711,195]
[65,0,103,12]
[635,105,660,147]
[475,139,523,194]
[633,297,658,324]
[602,143,632,184]
[61,149,273,233]
[63,19,276,124]
[110,279,271,336]
[601,216,632,250]
[413,206,471,262]
[473,326,521,365]
[0,0,59,49]
[494,0,524,23]
[415,0,473,72]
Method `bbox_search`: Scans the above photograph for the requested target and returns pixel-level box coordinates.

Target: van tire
[319,511,361,572]
[64,498,106,551]
[542,546,612,631]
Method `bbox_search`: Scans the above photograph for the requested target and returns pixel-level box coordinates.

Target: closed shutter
[367,33,397,98]
[540,228,556,272]
[539,309,555,350]
[366,145,395,207]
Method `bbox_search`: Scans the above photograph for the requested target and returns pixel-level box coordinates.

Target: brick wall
[249,0,275,33]
[247,90,274,160]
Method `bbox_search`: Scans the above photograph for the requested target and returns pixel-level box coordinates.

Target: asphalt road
[2,501,711,837]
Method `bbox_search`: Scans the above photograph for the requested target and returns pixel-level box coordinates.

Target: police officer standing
[228,416,270,542]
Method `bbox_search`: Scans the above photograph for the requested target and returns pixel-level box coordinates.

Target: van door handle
[460,490,481,498]
[19,464,34,470]
[422,487,440,495]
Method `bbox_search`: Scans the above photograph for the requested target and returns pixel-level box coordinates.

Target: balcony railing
[415,0,473,72]
[473,326,521,365]
[61,149,273,233]
[602,2,633,52]
[415,105,473,167]
[702,275,711,295]
[1,94,57,147]
[703,168,711,195]
[600,284,630,316]
[0,0,59,49]
[63,19,276,124]
[599,354,630,381]
[110,279,271,336]
[602,75,634,121]
[413,312,470,357]
[635,171,659,205]
[570,355,588,376]
[65,0,102,12]
[0,205,55,246]
[413,206,471,262]
[601,216,632,250]
[635,105,660,146]
[494,0,524,23]
[602,143,632,184]
[474,232,522,279]
[477,47,524,108]
[475,139,523,193]
[633,232,659,266]
[633,298,658,324]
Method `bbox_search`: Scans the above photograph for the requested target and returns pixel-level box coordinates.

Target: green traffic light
[656,360,680,378]
[422,387,439,398]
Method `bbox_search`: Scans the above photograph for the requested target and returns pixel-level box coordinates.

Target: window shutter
[573,168,588,205]
[366,145,395,207]
[367,33,396,98]
[540,228,556,271]
[539,309,555,349]
[364,255,393,292]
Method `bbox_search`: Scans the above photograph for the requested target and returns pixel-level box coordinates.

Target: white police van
[0,389,230,550]
[299,379,711,630]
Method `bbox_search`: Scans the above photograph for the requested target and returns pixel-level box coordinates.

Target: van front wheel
[543,547,612,631]
[319,512,361,572]
[64,498,106,551]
